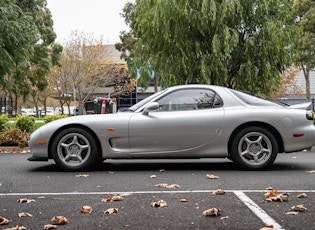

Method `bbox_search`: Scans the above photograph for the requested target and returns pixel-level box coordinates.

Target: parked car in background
[28,84,315,172]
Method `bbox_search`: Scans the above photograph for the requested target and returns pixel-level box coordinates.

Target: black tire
[230,126,278,170]
[51,128,100,171]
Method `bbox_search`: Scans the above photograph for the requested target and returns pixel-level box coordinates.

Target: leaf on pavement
[44,224,58,230]
[154,183,180,189]
[259,225,274,230]
[3,225,27,230]
[150,175,157,178]
[103,208,119,214]
[107,171,114,174]
[297,193,307,198]
[286,211,299,215]
[159,169,165,172]
[51,216,68,225]
[212,189,225,195]
[102,195,124,202]
[18,212,33,217]
[75,174,89,178]
[17,198,35,203]
[290,205,307,212]
[206,174,219,179]
[80,206,93,213]
[220,216,229,220]
[0,216,10,225]
[202,208,222,216]
[306,170,315,174]
[150,199,168,208]
[180,198,188,202]
[264,190,290,202]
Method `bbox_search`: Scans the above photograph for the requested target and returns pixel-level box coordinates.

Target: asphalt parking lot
[1,151,315,229]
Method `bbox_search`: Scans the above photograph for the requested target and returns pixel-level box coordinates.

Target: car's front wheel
[230,126,278,170]
[51,128,100,171]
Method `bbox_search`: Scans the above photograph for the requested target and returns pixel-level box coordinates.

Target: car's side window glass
[156,89,222,112]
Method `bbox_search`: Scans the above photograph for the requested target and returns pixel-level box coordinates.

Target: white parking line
[234,191,284,230]
[0,189,315,196]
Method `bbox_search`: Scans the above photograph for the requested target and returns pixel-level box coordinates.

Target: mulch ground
[0,147,30,154]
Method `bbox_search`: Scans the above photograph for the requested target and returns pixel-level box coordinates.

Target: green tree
[291,0,315,101]
[128,0,294,96]
[0,0,62,104]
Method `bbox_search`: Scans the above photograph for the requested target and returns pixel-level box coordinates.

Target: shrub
[0,128,29,147]
[15,115,35,133]
[44,114,68,123]
[0,114,9,132]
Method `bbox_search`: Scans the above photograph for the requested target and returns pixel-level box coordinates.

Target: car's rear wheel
[230,126,278,170]
[51,128,100,171]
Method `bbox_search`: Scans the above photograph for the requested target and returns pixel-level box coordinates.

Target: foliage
[15,115,35,132]
[0,0,62,103]
[50,31,135,115]
[0,114,9,132]
[271,67,303,98]
[44,114,68,123]
[290,0,315,101]
[0,128,29,147]
[124,0,295,96]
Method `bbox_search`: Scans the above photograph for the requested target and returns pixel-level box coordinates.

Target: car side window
[156,89,222,112]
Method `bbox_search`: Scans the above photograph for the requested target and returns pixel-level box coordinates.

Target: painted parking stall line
[234,191,284,230]
[1,189,315,196]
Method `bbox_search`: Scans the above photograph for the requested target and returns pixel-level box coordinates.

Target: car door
[128,88,224,155]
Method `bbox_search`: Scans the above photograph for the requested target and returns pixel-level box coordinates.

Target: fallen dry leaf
[220,216,229,220]
[150,175,157,178]
[154,183,168,188]
[44,224,58,230]
[107,171,114,174]
[150,200,168,208]
[75,174,89,178]
[165,184,180,189]
[102,195,124,202]
[290,205,307,212]
[17,198,35,203]
[286,211,299,215]
[154,183,180,189]
[202,208,222,216]
[180,198,188,202]
[297,193,307,198]
[264,190,290,202]
[80,206,93,213]
[51,216,68,225]
[0,216,10,225]
[3,225,27,230]
[159,169,165,172]
[306,170,315,174]
[212,189,225,196]
[259,225,274,230]
[18,212,33,218]
[103,208,119,214]
[206,174,219,179]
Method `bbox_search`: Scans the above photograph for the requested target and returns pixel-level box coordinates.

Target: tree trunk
[301,64,311,102]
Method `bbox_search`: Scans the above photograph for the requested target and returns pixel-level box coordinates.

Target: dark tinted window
[156,89,222,111]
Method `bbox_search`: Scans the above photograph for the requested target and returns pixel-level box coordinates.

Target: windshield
[128,89,167,112]
[230,89,281,107]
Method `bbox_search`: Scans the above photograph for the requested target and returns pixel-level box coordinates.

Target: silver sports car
[28,84,315,171]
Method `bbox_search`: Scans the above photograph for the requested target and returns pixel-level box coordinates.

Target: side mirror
[142,102,159,115]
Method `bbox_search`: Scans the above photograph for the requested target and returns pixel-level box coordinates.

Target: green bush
[0,114,9,132]
[44,114,68,123]
[0,128,29,147]
[15,115,35,132]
